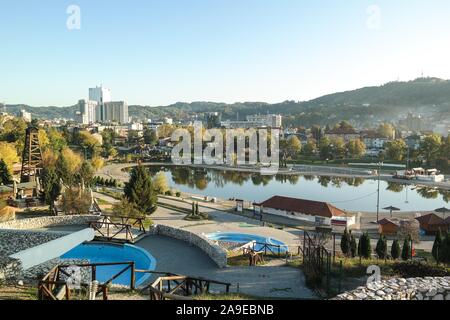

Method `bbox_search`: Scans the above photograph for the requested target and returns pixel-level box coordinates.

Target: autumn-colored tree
[153,172,169,195]
[347,139,366,158]
[0,142,19,174]
[91,157,105,171]
[385,139,407,161]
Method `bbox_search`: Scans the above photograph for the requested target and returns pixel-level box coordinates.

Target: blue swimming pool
[61,243,156,286]
[206,232,288,252]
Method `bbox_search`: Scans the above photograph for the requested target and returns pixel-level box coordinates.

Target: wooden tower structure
[20,126,43,183]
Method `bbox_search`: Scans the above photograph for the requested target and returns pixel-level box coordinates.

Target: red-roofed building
[415,213,448,235]
[259,196,354,227]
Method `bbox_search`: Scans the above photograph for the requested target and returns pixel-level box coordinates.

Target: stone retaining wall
[0,215,99,230]
[150,224,227,268]
[335,277,450,300]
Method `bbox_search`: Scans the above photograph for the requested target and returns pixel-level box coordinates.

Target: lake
[146,166,450,213]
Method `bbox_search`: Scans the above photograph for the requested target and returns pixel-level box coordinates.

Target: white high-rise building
[76,99,98,124]
[103,101,129,124]
[20,110,32,123]
[89,86,112,105]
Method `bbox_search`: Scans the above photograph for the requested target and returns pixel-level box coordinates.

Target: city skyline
[2,1,450,106]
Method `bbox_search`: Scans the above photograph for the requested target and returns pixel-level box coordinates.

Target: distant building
[88,85,128,124]
[377,218,400,236]
[89,86,112,105]
[20,110,32,123]
[163,118,173,125]
[416,213,448,235]
[102,101,129,124]
[246,114,282,128]
[361,131,389,149]
[221,114,283,129]
[324,128,360,143]
[75,99,98,124]
[255,195,354,227]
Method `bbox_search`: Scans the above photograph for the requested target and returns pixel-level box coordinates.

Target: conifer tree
[340,228,350,256]
[124,165,157,214]
[391,239,401,260]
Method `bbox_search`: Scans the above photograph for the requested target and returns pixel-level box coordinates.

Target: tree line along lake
[144,166,450,213]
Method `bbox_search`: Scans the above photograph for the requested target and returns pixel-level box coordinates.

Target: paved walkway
[137,235,315,299]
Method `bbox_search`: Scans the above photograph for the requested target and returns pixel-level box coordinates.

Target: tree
[311,125,323,142]
[41,168,61,209]
[112,197,144,218]
[60,187,92,215]
[38,129,50,149]
[391,239,401,260]
[331,137,346,159]
[350,234,357,258]
[0,142,19,173]
[347,139,366,158]
[302,139,317,156]
[47,128,67,152]
[358,233,372,259]
[377,123,395,139]
[79,131,102,158]
[143,128,158,146]
[79,161,94,186]
[319,137,332,160]
[340,228,350,256]
[91,157,105,171]
[286,136,302,158]
[153,172,169,195]
[56,148,83,184]
[420,134,442,165]
[401,236,412,261]
[375,234,387,259]
[441,233,450,263]
[0,159,12,185]
[124,165,157,214]
[432,229,444,263]
[385,139,407,161]
[42,149,58,169]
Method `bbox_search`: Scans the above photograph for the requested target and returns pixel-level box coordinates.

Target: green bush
[340,228,350,256]
[401,236,412,261]
[391,239,401,260]
[376,235,388,259]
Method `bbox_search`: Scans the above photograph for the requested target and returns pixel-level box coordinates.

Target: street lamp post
[376,162,383,222]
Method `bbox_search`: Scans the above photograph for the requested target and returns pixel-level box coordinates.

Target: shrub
[375,235,387,259]
[350,234,357,258]
[391,239,401,260]
[432,230,444,262]
[340,228,350,256]
[401,236,411,261]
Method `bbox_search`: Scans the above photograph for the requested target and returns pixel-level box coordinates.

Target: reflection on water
[146,166,450,212]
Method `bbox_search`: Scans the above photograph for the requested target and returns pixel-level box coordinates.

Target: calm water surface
[147,166,450,212]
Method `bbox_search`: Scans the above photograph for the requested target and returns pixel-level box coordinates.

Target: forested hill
[4,77,450,127]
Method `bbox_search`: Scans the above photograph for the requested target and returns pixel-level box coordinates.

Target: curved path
[137,234,316,299]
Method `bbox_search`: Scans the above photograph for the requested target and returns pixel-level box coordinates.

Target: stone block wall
[150,224,227,268]
[334,277,450,300]
[0,215,99,230]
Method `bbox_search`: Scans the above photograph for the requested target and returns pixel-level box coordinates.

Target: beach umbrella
[383,206,401,219]
[435,207,450,219]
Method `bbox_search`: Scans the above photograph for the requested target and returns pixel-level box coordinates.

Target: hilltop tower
[20,126,43,183]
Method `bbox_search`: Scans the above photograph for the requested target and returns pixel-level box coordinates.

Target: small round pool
[206,232,288,253]
[61,243,156,286]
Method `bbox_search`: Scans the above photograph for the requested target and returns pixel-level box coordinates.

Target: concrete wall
[0,215,100,230]
[150,224,227,268]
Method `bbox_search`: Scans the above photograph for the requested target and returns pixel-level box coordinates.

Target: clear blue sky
[1,0,450,106]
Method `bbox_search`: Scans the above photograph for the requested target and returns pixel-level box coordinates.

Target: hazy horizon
[2,75,446,108]
[2,1,450,106]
